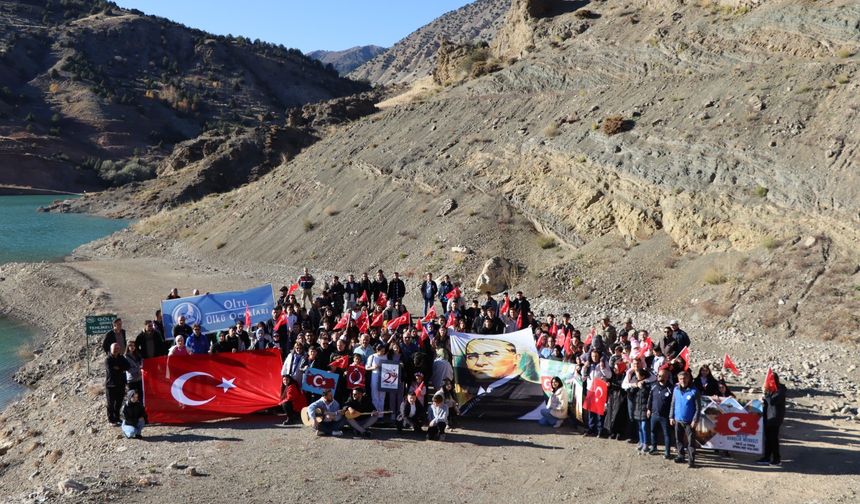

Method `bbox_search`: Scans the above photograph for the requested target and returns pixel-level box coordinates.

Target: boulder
[474,257,520,294]
[437,198,458,216]
[58,479,88,494]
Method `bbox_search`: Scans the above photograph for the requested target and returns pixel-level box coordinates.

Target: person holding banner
[670,371,700,467]
[366,344,389,413]
[537,376,568,428]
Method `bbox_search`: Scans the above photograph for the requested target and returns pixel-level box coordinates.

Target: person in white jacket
[538,376,568,428]
[427,392,450,440]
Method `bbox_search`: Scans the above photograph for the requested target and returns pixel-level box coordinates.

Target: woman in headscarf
[604,360,629,440]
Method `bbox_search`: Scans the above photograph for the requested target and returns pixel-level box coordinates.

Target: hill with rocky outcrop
[123,0,860,343]
[307,45,386,75]
[0,0,367,194]
[348,0,510,85]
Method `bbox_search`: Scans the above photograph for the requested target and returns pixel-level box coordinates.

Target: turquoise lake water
[0,195,130,409]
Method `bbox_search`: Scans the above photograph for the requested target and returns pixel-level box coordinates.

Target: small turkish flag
[499,295,510,316]
[370,311,384,328]
[584,327,595,346]
[715,412,759,436]
[244,306,251,328]
[723,353,740,376]
[329,354,349,370]
[422,306,437,322]
[376,292,388,308]
[346,364,366,390]
[333,312,349,330]
[419,321,431,346]
[357,290,368,303]
[446,311,456,328]
[640,336,654,356]
[445,287,461,300]
[387,312,410,331]
[142,349,282,424]
[516,311,524,330]
[540,375,554,393]
[583,377,608,415]
[678,346,691,371]
[356,312,369,333]
[549,323,558,337]
[764,368,777,393]
[287,284,299,296]
[273,311,288,332]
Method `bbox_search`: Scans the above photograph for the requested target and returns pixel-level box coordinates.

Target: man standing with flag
[757,369,786,466]
[297,267,315,309]
[419,272,439,317]
[669,371,700,468]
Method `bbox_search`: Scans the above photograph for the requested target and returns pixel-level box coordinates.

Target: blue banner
[302,368,340,395]
[161,284,274,338]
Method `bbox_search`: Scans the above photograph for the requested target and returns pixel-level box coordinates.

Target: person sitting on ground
[538,376,568,428]
[279,375,307,425]
[167,335,189,356]
[307,388,344,437]
[397,390,425,433]
[440,378,459,429]
[343,388,382,438]
[427,392,450,441]
[120,389,147,439]
[105,342,130,425]
[409,371,427,405]
[670,370,700,468]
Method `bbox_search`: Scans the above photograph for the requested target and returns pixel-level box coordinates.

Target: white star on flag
[217,377,236,393]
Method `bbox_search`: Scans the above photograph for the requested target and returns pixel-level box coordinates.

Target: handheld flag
[346,364,365,390]
[549,322,558,337]
[445,287,461,301]
[376,292,388,308]
[356,311,369,333]
[357,290,368,303]
[244,306,251,328]
[446,311,456,328]
[302,368,339,395]
[582,377,608,415]
[499,294,510,316]
[715,412,759,436]
[723,353,740,376]
[678,346,690,371]
[584,327,595,347]
[333,312,349,330]
[370,311,384,328]
[387,312,410,331]
[273,311,288,332]
[764,368,777,393]
[287,284,299,296]
[422,306,437,322]
[329,354,349,370]
[516,310,524,330]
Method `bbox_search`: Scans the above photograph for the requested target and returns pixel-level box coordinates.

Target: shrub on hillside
[602,115,629,135]
[81,157,156,186]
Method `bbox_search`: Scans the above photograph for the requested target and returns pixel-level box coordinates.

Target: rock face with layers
[475,257,523,294]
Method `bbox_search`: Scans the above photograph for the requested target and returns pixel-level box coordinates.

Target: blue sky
[114,1,474,53]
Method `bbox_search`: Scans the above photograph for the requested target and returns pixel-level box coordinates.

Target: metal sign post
[84,314,117,376]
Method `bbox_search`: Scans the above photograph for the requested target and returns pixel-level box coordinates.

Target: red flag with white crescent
[142,349,282,424]
[499,295,510,316]
[678,346,691,371]
[273,311,288,331]
[715,412,759,436]
[329,354,349,370]
[370,311,384,328]
[356,311,369,333]
[723,353,740,376]
[445,287,461,301]
[422,306,437,322]
[346,364,366,390]
[387,312,410,331]
[376,292,388,308]
[287,284,299,296]
[244,306,251,328]
[333,312,349,330]
[764,368,777,393]
[357,290,368,303]
[582,377,608,415]
[446,311,456,328]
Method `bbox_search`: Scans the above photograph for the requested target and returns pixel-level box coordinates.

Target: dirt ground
[1,256,857,504]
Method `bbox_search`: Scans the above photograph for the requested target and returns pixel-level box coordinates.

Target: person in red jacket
[280,375,308,425]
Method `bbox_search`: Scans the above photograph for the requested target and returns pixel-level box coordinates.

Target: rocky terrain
[348,0,510,85]
[0,0,366,193]
[308,45,387,76]
[2,0,860,502]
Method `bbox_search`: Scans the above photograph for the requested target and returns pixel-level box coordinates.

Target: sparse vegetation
[543,123,560,137]
[753,185,769,198]
[79,157,156,186]
[835,74,850,85]
[700,299,734,317]
[571,276,583,288]
[303,219,315,232]
[537,235,557,249]
[399,252,409,260]
[703,268,728,285]
[836,47,856,59]
[762,236,779,250]
[601,115,628,135]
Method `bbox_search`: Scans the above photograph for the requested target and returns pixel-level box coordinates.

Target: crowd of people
[100,268,786,467]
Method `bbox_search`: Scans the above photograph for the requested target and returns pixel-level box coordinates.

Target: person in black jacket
[419,273,439,316]
[370,270,388,301]
[344,274,360,310]
[510,292,531,328]
[329,275,345,315]
[693,365,719,396]
[135,320,166,359]
[758,373,787,465]
[358,272,373,305]
[102,318,127,354]
[105,343,130,424]
[120,389,148,439]
[387,272,406,303]
[647,368,674,458]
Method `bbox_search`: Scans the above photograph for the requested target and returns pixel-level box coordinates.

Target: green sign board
[85,314,116,337]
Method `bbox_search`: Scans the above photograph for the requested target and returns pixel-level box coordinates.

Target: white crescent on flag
[171,371,215,406]
[727,415,743,433]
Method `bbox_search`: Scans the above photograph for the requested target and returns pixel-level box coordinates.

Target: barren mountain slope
[0,0,366,193]
[130,0,860,342]
[308,45,387,75]
[348,0,510,85]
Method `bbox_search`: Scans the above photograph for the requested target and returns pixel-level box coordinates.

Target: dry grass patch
[836,47,856,59]
[700,299,734,317]
[537,235,557,249]
[602,115,627,135]
[703,268,728,285]
[543,123,560,137]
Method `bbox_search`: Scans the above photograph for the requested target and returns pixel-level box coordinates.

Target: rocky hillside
[348,0,510,85]
[0,0,367,193]
[128,0,860,343]
[307,45,386,75]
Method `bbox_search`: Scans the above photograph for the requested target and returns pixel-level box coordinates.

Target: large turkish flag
[142,349,283,424]
[582,377,608,415]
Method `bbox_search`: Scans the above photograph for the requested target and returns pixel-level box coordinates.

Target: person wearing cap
[618,317,635,344]
[307,388,345,436]
[343,388,382,437]
[669,320,690,351]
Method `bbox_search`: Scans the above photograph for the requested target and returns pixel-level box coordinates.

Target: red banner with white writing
[142,349,282,424]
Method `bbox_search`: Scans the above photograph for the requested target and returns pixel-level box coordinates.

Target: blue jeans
[650,415,671,455]
[317,417,345,435]
[538,408,558,426]
[587,411,603,434]
[637,420,649,448]
[121,419,145,438]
